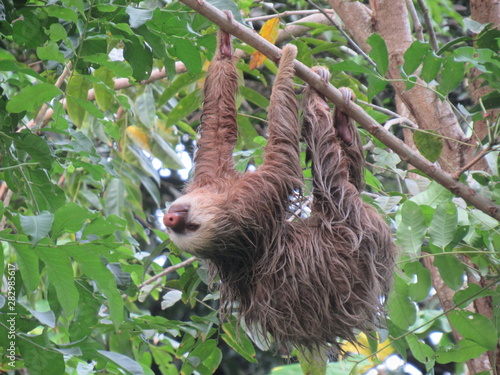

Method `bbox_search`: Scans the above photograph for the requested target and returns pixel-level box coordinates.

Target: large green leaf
[240,86,270,109]
[136,86,156,128]
[66,244,124,327]
[12,241,41,293]
[433,254,465,291]
[19,211,54,246]
[6,83,62,113]
[18,334,65,375]
[403,261,431,302]
[221,321,257,363]
[387,273,417,329]
[448,310,498,350]
[436,339,488,364]
[396,200,426,255]
[98,350,144,375]
[403,41,430,75]
[406,334,435,372]
[166,90,202,127]
[52,202,96,238]
[421,51,442,83]
[439,57,465,95]
[169,37,202,74]
[35,246,79,315]
[367,33,389,76]
[428,199,457,249]
[13,132,53,169]
[413,130,443,162]
[66,74,91,127]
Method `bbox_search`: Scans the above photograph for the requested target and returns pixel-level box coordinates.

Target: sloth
[163,28,395,353]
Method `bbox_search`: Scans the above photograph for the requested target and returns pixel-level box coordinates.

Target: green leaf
[126,6,153,28]
[403,261,431,302]
[104,178,125,218]
[367,33,389,76]
[66,244,124,327]
[367,74,388,101]
[330,60,374,75]
[411,181,453,207]
[396,200,426,255]
[158,71,205,106]
[44,5,78,23]
[18,334,65,375]
[13,132,53,169]
[98,350,144,375]
[35,246,79,314]
[436,339,488,364]
[453,284,498,308]
[433,254,465,291]
[66,74,91,127]
[150,133,186,169]
[240,86,270,109]
[421,51,442,83]
[181,339,221,375]
[12,241,40,292]
[413,130,443,162]
[6,83,62,113]
[448,310,498,350]
[439,57,465,95]
[166,90,202,127]
[406,334,435,371]
[161,290,183,309]
[206,0,246,24]
[136,87,156,128]
[124,39,153,81]
[221,321,257,363]
[387,273,417,329]
[52,202,95,238]
[297,347,327,375]
[403,41,430,75]
[36,41,65,62]
[20,211,54,246]
[428,199,457,249]
[93,67,115,112]
[169,38,202,74]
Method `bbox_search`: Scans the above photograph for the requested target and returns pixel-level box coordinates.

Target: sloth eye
[185,223,200,231]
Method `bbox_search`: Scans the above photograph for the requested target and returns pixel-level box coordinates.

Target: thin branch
[405,0,424,42]
[246,9,334,23]
[305,0,376,67]
[416,0,439,51]
[138,257,197,290]
[179,0,500,221]
[452,145,494,180]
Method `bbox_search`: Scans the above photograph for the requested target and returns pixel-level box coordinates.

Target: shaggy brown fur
[163,28,395,354]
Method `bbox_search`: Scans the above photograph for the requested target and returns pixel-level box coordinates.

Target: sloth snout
[163,204,189,231]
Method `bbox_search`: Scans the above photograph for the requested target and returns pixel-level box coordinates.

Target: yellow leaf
[249,17,280,69]
[125,125,150,151]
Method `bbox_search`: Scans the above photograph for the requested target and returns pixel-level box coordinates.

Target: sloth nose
[163,213,184,229]
[163,204,189,231]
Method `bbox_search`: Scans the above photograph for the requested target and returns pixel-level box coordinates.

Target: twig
[305,0,377,68]
[452,145,493,180]
[405,0,424,42]
[179,0,500,221]
[138,257,197,290]
[357,99,417,128]
[416,0,438,51]
[246,9,334,23]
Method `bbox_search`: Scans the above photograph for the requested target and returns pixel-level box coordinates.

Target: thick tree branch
[179,0,500,221]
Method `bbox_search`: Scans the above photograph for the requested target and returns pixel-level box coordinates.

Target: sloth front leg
[190,25,239,190]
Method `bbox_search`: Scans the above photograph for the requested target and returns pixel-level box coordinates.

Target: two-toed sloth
[164,28,395,353]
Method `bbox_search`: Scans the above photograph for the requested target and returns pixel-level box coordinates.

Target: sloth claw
[312,66,331,83]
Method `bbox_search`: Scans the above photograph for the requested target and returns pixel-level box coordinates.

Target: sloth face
[163,191,227,256]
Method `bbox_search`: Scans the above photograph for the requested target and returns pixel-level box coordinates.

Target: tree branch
[179,0,500,221]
